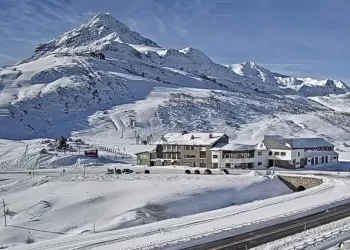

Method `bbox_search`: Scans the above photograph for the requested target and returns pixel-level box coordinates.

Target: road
[183,203,350,250]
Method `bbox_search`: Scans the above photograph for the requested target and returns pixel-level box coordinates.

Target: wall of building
[267,149,304,168]
[137,153,150,166]
[211,149,269,168]
[304,154,338,167]
[180,145,212,168]
[255,150,269,167]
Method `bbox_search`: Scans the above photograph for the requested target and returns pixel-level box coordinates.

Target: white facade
[212,137,338,169]
[211,142,269,169]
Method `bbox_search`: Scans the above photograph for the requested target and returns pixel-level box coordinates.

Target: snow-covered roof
[135,148,156,155]
[156,133,227,146]
[263,135,334,149]
[211,143,257,151]
[286,138,334,148]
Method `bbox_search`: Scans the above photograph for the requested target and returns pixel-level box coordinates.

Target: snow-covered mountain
[1,13,350,143]
[227,61,350,96]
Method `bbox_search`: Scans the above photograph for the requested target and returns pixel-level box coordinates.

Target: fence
[87,144,133,159]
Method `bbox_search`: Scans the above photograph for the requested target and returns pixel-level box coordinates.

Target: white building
[211,135,338,169]
[211,142,268,169]
[263,135,338,169]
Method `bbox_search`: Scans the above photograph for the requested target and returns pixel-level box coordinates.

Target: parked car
[204,169,212,175]
[185,169,191,174]
[220,169,230,175]
[115,168,122,174]
[144,170,150,174]
[122,168,134,174]
[107,168,114,174]
[194,169,201,174]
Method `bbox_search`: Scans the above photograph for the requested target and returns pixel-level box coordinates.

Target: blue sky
[0,0,349,82]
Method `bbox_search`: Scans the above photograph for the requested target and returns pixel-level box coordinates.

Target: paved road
[183,203,350,250]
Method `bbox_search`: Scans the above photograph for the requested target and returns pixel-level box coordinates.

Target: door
[311,157,314,165]
[268,160,273,167]
[315,157,318,165]
[325,156,328,163]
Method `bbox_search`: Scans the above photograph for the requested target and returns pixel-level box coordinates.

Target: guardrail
[291,225,350,250]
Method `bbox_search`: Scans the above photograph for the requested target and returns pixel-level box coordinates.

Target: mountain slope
[0,12,349,144]
[227,62,350,96]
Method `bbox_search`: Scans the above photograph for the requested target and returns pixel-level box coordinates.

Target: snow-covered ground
[3,175,350,250]
[0,172,291,248]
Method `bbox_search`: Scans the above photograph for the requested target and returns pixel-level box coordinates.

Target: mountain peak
[227,61,273,78]
[241,61,257,67]
[83,12,129,33]
[32,12,159,58]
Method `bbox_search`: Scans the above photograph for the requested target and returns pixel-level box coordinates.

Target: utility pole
[3,198,7,227]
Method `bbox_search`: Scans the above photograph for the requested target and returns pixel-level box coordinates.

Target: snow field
[5,176,350,250]
[0,173,290,248]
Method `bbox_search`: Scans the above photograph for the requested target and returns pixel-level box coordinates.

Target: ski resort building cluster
[136,132,338,169]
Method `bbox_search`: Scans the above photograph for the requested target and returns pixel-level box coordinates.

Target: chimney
[209,133,213,138]
[182,131,187,135]
[190,135,194,140]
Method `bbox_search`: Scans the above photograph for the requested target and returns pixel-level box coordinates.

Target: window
[140,154,148,160]
[185,155,196,159]
[225,163,231,168]
[298,152,300,157]
[258,151,262,156]
[199,163,206,168]
[281,152,286,156]
[185,146,190,150]
[172,145,177,152]
[190,146,195,150]
[200,151,206,159]
[258,162,262,166]
[269,151,272,156]
[213,163,218,168]
[213,154,218,159]
[222,150,254,159]
[200,147,206,151]
[275,152,280,156]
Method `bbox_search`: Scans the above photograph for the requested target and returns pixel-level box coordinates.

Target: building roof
[156,132,227,146]
[135,148,156,155]
[263,135,334,150]
[211,143,257,151]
